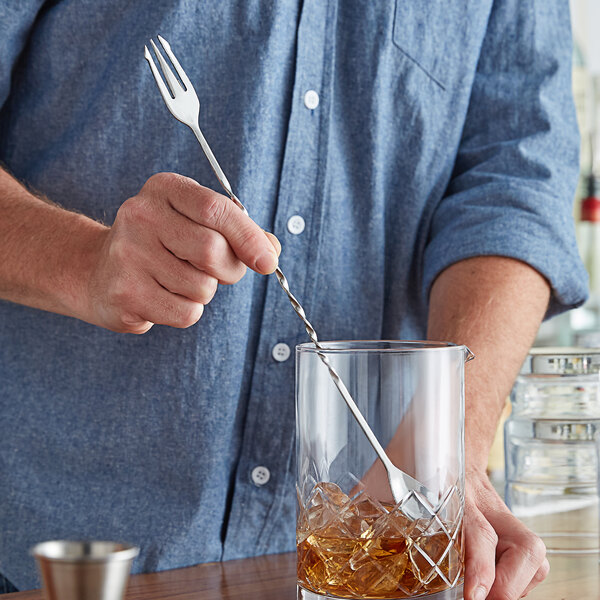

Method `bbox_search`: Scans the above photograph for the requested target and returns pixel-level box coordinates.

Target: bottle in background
[572,173,600,346]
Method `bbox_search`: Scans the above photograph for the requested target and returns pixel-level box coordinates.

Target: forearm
[0,169,280,333]
[0,168,107,320]
[427,256,550,472]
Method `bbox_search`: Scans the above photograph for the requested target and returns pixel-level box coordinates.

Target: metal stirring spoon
[144,35,437,511]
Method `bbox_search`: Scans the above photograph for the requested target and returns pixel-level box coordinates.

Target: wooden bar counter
[5,550,599,600]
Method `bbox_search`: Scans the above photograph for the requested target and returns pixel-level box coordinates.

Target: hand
[464,468,549,600]
[84,172,280,333]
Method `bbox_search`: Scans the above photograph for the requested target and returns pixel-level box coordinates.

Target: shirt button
[251,465,271,486]
[287,215,306,235]
[272,342,291,362]
[304,90,320,110]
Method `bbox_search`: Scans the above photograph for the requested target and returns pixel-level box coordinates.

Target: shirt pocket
[392,0,482,90]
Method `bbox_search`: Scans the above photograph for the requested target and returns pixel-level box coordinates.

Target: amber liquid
[297,483,463,599]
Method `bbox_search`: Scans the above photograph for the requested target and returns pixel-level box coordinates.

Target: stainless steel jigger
[32,541,139,600]
[145,36,437,510]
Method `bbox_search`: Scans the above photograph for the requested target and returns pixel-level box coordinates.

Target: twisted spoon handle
[273,268,395,473]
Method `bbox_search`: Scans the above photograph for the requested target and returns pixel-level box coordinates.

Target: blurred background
[487,0,600,484]
[536,0,600,348]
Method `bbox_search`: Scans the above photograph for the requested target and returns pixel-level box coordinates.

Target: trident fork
[144,35,436,511]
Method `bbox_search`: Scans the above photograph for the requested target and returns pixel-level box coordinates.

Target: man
[0,2,586,599]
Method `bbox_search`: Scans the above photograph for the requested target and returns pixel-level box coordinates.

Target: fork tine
[149,39,182,98]
[144,45,175,106]
[144,45,175,108]
[158,35,195,93]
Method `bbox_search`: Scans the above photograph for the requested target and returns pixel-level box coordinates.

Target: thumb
[264,231,281,256]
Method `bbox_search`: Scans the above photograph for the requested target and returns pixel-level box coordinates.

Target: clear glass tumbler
[296,341,469,600]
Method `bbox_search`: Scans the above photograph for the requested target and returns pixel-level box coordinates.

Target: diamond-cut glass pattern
[297,479,464,599]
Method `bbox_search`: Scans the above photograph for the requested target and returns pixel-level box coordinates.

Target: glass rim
[529,347,600,357]
[30,540,140,563]
[296,339,467,354]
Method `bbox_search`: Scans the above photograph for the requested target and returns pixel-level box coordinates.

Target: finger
[157,209,246,284]
[149,173,278,274]
[132,279,205,329]
[264,231,281,256]
[152,251,219,304]
[464,504,497,600]
[520,557,549,597]
[485,511,547,600]
[114,315,154,335]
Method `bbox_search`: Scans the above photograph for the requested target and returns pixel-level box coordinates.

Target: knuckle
[146,171,180,191]
[199,193,229,229]
[118,195,153,228]
[144,172,197,209]
[169,221,189,249]
[520,533,546,565]
[237,227,263,249]
[537,558,550,581]
[167,173,196,198]
[200,233,226,271]
[474,517,498,548]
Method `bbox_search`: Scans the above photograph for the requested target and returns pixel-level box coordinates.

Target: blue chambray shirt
[0,0,587,590]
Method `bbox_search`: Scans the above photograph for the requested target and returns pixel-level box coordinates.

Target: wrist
[465,440,494,475]
[465,463,489,482]
[54,213,108,323]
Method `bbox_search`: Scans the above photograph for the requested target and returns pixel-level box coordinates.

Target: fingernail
[473,585,487,600]
[255,250,278,274]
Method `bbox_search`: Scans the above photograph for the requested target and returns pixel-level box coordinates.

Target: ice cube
[410,530,463,588]
[303,482,353,532]
[371,505,417,541]
[312,481,351,507]
[351,493,388,521]
[296,488,311,544]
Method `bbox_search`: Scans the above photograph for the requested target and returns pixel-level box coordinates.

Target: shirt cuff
[422,207,589,319]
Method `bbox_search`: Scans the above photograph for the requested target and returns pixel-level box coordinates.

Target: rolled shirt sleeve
[423,0,588,318]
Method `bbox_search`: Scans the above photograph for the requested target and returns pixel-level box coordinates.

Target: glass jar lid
[523,347,600,375]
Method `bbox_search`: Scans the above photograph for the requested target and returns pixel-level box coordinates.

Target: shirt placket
[222,0,332,559]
